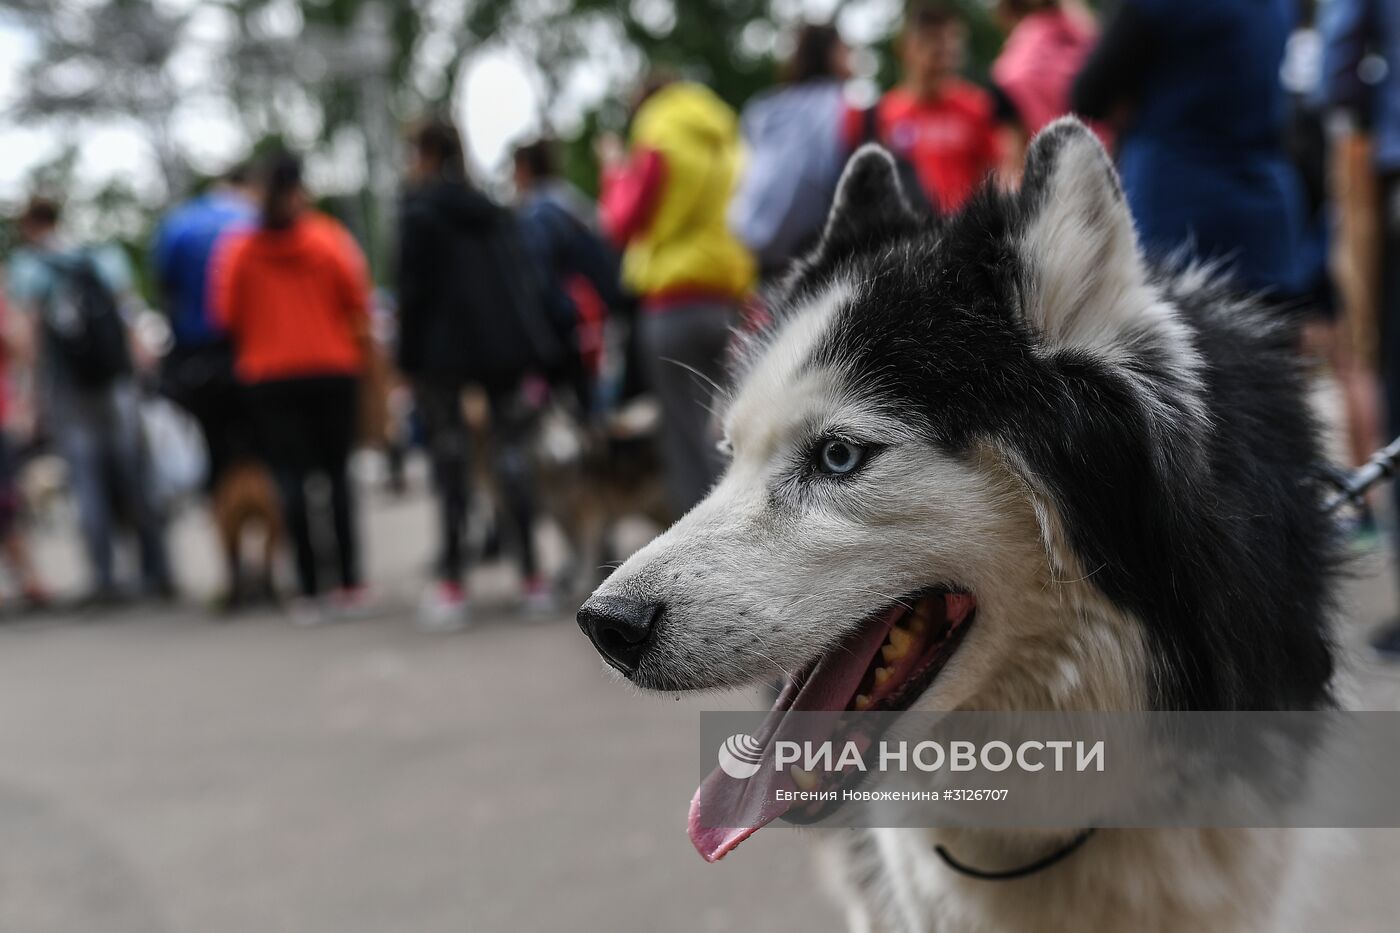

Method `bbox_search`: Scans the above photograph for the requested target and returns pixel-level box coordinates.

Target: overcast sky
[0,0,899,206]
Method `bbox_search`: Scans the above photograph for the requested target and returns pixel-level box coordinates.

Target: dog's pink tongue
[688,610,899,862]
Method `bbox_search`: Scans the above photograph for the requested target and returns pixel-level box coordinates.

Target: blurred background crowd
[3,2,1400,931]
[3,0,1400,650]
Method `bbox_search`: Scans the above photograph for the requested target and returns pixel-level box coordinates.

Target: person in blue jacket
[512,138,626,417]
[151,165,256,605]
[728,22,852,280]
[152,164,256,491]
[153,166,255,352]
[1072,0,1307,300]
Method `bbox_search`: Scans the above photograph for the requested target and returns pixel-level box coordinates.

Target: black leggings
[249,375,361,598]
[416,382,538,584]
[161,340,255,491]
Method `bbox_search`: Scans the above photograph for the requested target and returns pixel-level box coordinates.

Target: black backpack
[38,253,133,389]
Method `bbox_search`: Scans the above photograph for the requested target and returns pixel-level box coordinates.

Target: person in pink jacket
[991,0,1105,182]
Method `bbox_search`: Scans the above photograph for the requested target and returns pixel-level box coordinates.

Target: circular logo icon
[717,733,764,779]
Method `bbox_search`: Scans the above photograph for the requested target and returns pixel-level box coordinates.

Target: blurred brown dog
[211,459,282,609]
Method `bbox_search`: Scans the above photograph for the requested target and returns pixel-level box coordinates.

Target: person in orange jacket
[211,151,371,622]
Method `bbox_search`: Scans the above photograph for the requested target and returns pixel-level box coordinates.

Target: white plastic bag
[140,394,208,511]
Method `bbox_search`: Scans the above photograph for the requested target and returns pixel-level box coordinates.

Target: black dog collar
[935,829,1096,881]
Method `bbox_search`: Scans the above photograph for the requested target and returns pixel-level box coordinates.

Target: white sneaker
[417,581,470,633]
[520,575,559,617]
[328,586,375,621]
[288,596,330,626]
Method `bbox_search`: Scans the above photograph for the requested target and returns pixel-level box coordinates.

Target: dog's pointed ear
[1017,117,1148,353]
[813,144,921,261]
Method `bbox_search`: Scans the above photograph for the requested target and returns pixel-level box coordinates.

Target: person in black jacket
[513,138,626,418]
[397,119,558,630]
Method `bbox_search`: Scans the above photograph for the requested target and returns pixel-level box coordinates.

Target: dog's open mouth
[845,589,977,714]
[688,588,977,862]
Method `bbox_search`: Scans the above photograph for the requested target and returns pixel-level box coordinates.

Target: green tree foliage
[3,0,1024,282]
[486,0,1007,196]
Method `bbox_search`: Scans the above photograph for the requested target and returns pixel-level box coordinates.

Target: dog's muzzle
[577,595,663,675]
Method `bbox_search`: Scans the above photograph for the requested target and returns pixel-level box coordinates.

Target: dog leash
[927,439,1400,882]
[934,829,1096,881]
[1325,435,1400,513]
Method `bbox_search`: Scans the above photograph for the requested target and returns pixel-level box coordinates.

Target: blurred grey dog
[534,399,670,596]
[577,120,1338,932]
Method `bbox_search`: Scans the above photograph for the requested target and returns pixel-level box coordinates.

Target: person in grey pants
[639,303,737,514]
[7,200,174,602]
[53,382,172,599]
[596,79,754,514]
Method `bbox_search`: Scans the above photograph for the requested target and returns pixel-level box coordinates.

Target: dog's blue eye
[817,439,864,476]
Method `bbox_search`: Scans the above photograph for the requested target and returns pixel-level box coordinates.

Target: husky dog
[577,119,1337,932]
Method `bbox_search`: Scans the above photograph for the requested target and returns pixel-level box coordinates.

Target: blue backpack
[729,83,849,272]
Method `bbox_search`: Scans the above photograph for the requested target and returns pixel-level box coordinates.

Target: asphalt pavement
[0,471,1397,932]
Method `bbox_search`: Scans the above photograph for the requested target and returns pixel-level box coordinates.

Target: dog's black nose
[577,596,662,675]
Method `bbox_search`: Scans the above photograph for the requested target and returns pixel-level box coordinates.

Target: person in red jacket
[212,152,370,622]
[844,1,1001,213]
[0,283,47,609]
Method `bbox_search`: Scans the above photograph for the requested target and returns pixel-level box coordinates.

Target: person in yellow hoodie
[600,75,756,514]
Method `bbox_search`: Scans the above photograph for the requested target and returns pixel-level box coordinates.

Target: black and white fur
[580,119,1339,932]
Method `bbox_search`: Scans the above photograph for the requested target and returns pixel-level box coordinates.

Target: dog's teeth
[854,694,871,711]
[873,666,893,687]
[885,628,913,659]
[909,614,927,634]
[791,765,818,790]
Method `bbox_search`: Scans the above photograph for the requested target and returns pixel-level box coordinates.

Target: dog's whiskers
[1045,562,1107,588]
[735,643,799,683]
[660,356,732,408]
